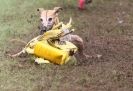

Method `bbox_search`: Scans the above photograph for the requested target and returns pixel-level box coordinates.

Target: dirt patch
[1,0,133,91]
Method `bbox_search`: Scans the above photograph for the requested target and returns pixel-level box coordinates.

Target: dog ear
[37,8,44,13]
[54,7,63,14]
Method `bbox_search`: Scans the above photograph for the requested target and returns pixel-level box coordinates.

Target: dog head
[37,7,62,34]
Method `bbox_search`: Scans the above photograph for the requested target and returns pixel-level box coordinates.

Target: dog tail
[84,53,102,59]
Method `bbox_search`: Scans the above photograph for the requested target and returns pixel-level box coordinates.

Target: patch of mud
[79,35,133,66]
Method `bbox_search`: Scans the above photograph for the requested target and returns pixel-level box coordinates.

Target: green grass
[0,0,133,91]
[0,0,79,91]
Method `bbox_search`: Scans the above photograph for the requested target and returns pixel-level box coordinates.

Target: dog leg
[70,35,102,59]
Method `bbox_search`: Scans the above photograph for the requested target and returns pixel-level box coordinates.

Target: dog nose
[39,26,47,35]
[42,26,47,30]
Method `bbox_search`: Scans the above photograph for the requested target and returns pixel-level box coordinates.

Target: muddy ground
[0,0,133,91]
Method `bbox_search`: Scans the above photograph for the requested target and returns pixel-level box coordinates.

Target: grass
[0,0,133,91]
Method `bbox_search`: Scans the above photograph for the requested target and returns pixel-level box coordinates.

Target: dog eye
[48,18,52,21]
[40,18,43,21]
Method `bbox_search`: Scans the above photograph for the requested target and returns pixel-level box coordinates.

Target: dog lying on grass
[9,7,101,63]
